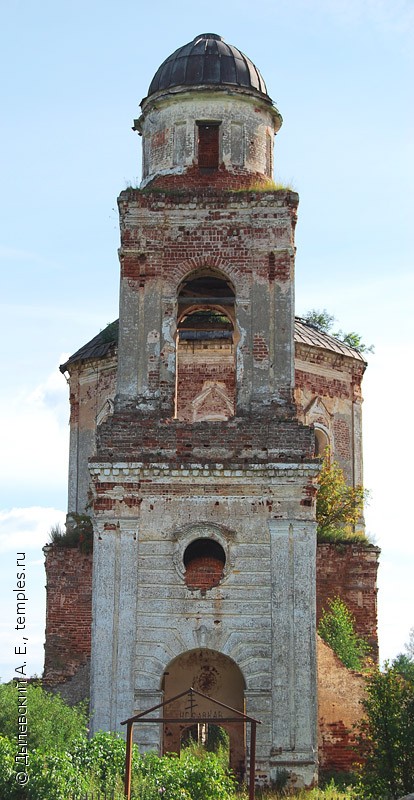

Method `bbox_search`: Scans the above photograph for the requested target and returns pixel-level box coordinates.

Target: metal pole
[124,722,133,800]
[249,721,257,800]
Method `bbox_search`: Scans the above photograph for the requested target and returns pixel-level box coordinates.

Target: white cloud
[0,506,66,554]
[26,356,70,413]
[0,362,69,496]
[0,506,66,680]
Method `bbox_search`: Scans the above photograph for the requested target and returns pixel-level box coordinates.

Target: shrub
[137,749,236,800]
[0,738,88,800]
[0,682,87,752]
[318,596,369,670]
[0,736,18,800]
[25,749,87,800]
[48,513,93,553]
[72,730,136,791]
[316,453,367,544]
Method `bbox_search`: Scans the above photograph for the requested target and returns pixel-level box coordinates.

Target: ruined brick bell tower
[88,33,319,786]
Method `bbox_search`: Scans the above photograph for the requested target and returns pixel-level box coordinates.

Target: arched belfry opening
[175,271,237,421]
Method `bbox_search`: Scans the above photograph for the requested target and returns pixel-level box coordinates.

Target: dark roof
[146,33,269,99]
[294,318,366,362]
[60,318,366,373]
[59,321,119,373]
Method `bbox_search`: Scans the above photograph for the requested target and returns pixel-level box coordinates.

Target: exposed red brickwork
[69,393,79,424]
[120,255,146,280]
[118,188,298,288]
[184,555,224,590]
[197,124,219,169]
[295,370,351,400]
[94,411,314,464]
[333,418,351,460]
[43,545,92,685]
[177,372,235,420]
[316,543,380,660]
[272,251,292,281]
[253,334,269,362]
[145,166,276,191]
[317,637,366,774]
[319,720,359,773]
[176,342,235,421]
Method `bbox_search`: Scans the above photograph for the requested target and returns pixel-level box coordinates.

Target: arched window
[175,272,236,421]
[315,426,330,457]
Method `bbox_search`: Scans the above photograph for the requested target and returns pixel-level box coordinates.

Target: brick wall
[94,412,313,466]
[317,636,365,773]
[184,555,224,591]
[43,545,92,688]
[176,341,235,421]
[316,542,380,660]
[146,166,274,191]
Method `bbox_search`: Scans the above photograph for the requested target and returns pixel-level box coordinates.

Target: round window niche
[183,538,226,591]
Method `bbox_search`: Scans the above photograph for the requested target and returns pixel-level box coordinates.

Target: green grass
[236,784,357,799]
[231,179,296,193]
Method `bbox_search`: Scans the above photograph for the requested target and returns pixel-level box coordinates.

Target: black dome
[147,33,269,98]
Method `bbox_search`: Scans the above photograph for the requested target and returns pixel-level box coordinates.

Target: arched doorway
[161,649,246,780]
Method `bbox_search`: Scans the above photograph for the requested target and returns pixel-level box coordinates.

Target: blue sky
[1,0,413,680]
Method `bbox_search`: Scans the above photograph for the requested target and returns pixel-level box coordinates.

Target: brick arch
[176,267,236,327]
[164,256,239,295]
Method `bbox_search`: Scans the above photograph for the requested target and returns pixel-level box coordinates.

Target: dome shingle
[147,33,269,98]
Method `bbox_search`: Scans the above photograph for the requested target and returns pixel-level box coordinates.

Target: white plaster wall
[89,461,318,784]
[90,521,139,734]
[138,90,281,186]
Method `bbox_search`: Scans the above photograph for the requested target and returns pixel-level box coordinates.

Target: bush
[0,736,18,800]
[48,513,93,553]
[0,737,88,800]
[0,682,87,752]
[318,596,369,670]
[24,750,87,800]
[316,453,367,543]
[136,749,236,800]
[72,730,136,791]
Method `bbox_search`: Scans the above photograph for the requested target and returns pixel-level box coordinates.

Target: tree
[391,628,414,682]
[302,308,335,333]
[316,451,367,543]
[318,596,369,670]
[405,626,414,660]
[302,308,374,354]
[392,653,414,683]
[356,662,414,799]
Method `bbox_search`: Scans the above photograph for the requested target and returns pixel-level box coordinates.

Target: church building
[43,33,379,787]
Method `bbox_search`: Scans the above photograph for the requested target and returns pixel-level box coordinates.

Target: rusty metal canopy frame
[121,686,261,800]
